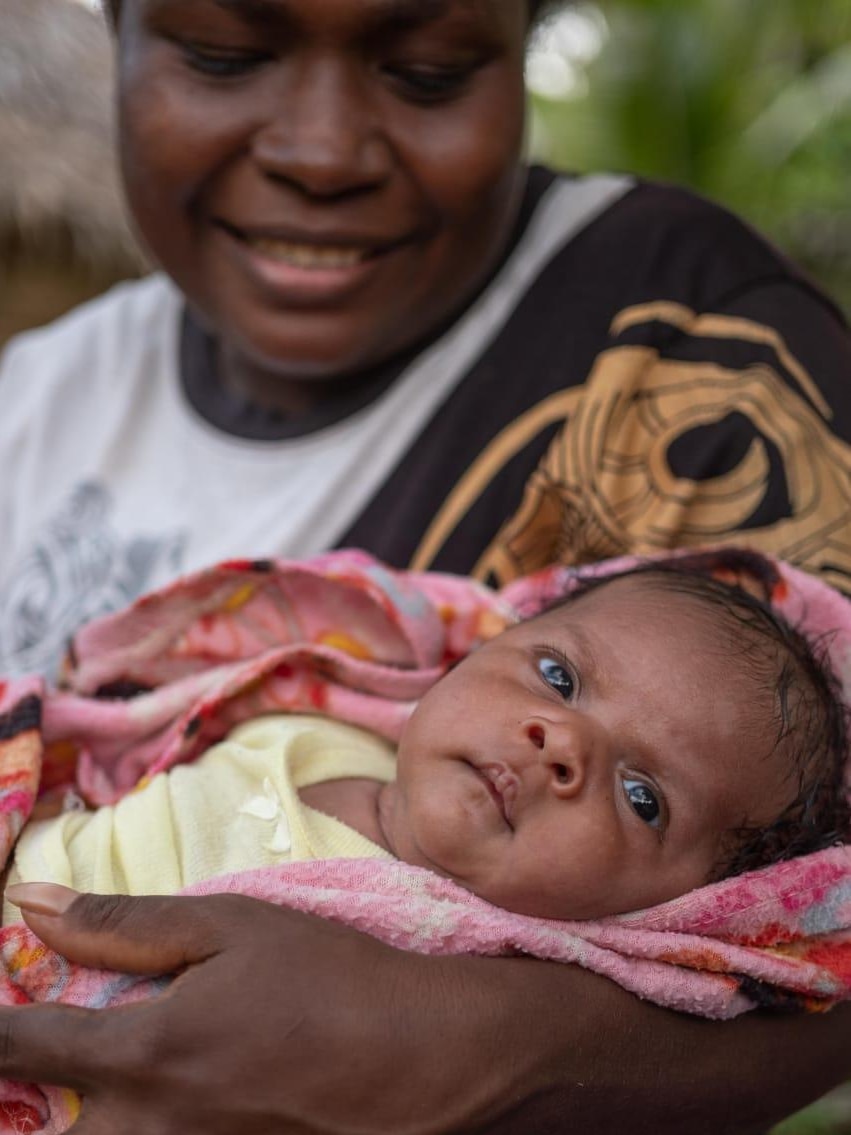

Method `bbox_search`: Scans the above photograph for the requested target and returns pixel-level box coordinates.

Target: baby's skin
[307,572,798,920]
[6,571,815,924]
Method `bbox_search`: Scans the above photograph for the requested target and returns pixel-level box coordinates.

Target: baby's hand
[30,789,90,821]
[30,798,66,822]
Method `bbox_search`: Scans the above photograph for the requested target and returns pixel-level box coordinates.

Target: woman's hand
[2,884,851,1134]
[0,887,529,1134]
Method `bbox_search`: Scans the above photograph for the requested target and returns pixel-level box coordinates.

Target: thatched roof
[0,0,144,270]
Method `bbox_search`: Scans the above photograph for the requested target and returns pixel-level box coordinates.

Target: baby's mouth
[475,763,518,829]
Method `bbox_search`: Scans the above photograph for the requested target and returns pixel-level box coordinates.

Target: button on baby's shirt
[239,777,293,853]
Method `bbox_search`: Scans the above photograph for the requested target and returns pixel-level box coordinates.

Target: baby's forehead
[528,572,712,629]
[528,575,794,773]
[521,572,787,679]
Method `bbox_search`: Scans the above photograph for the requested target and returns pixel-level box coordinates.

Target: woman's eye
[623,779,661,828]
[182,44,269,78]
[538,657,575,700]
[385,64,474,104]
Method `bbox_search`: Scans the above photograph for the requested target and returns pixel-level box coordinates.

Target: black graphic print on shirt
[0,483,186,677]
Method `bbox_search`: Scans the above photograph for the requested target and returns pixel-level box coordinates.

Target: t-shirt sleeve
[477,275,851,594]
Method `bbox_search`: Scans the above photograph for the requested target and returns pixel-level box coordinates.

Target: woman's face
[112,0,529,387]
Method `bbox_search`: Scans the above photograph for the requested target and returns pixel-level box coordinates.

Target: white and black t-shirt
[2,167,850,676]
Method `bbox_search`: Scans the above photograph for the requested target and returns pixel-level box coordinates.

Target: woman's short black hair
[529,0,559,26]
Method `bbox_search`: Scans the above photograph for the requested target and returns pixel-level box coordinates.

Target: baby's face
[380,575,791,919]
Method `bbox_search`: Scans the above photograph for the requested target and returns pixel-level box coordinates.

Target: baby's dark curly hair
[550,564,851,883]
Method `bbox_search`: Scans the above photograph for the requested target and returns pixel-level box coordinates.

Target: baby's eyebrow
[537,620,603,692]
[642,741,712,839]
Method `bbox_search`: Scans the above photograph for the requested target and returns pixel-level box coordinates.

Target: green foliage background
[528,0,851,315]
[529,4,851,1129]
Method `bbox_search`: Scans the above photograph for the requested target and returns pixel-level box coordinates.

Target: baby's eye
[622,779,661,828]
[538,657,575,700]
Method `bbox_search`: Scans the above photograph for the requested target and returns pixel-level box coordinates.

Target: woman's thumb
[6,882,231,973]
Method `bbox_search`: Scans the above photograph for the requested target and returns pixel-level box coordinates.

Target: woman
[1,0,850,1129]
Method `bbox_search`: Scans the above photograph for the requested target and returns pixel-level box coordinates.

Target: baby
[6,564,849,923]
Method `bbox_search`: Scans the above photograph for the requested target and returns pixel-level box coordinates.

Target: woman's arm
[3,887,849,1133]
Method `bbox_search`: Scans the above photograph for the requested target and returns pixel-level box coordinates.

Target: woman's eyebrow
[362,0,451,33]
[208,0,290,19]
[205,0,451,32]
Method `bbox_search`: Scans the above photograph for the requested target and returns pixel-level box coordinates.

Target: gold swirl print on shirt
[412,306,851,593]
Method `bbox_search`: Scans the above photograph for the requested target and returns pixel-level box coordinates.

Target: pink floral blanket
[1,548,850,1132]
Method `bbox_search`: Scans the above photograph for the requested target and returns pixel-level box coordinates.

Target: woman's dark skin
[0,1,848,1130]
[3,886,851,1134]
[114,0,527,414]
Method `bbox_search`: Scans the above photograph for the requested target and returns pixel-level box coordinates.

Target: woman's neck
[179,166,552,440]
[180,310,414,439]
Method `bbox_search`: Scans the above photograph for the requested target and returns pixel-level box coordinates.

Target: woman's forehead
[119,0,528,22]
[113,0,532,58]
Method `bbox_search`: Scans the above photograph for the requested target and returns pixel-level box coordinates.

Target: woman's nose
[251,60,392,198]
[524,715,599,797]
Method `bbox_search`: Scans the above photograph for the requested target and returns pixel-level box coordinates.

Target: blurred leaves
[771,1081,851,1135]
[528,0,851,312]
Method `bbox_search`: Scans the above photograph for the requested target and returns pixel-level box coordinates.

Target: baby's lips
[480,763,520,825]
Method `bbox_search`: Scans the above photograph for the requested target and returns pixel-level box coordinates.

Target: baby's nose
[524,715,596,797]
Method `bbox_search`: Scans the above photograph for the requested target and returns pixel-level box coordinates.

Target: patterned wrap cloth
[0,547,850,1132]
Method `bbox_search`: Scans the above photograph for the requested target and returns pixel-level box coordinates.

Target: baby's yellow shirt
[5,715,396,923]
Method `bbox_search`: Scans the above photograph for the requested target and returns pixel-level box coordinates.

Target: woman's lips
[243,238,372,269]
[474,763,518,829]
[218,219,409,265]
[214,220,407,304]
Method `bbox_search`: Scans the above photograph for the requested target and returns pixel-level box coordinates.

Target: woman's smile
[116,0,527,403]
[213,219,411,306]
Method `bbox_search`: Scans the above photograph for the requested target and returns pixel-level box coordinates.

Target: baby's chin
[374,781,407,861]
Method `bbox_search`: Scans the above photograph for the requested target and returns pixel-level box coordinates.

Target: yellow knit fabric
[5,715,395,923]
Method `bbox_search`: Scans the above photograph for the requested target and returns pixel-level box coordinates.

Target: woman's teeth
[247,239,370,269]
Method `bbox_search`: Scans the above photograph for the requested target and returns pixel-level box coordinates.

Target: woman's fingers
[68,1094,169,1135]
[0,889,340,1131]
[0,1001,121,1090]
[8,885,245,973]
[0,889,463,1134]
